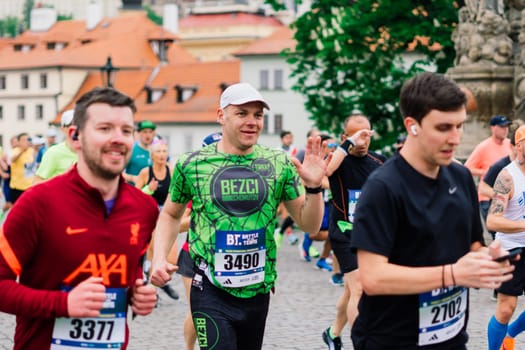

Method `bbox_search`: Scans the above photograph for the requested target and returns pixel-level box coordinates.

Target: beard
[82,145,130,180]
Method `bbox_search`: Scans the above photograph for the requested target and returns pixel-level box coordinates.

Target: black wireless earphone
[72,129,79,141]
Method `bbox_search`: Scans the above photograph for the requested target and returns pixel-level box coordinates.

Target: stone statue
[465,0,505,19]
[454,9,512,66]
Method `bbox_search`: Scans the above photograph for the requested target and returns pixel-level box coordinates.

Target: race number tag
[418,286,467,346]
[51,288,127,349]
[347,189,361,223]
[214,229,266,287]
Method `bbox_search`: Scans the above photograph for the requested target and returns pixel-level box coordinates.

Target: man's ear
[216,108,225,125]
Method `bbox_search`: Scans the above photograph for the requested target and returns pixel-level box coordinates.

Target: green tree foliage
[57,14,73,21]
[266,0,459,151]
[144,5,163,25]
[22,0,35,32]
[0,17,20,37]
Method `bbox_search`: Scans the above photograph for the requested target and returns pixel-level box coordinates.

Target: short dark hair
[73,87,136,131]
[17,132,28,141]
[320,134,334,142]
[399,72,466,123]
[280,130,292,139]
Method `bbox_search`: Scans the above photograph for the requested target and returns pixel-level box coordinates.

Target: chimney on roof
[30,7,57,32]
[163,3,179,35]
[86,1,103,31]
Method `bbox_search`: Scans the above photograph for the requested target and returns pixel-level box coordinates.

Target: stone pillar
[446,65,514,159]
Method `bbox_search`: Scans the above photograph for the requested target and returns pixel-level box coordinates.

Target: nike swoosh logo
[66,226,88,235]
[449,186,457,194]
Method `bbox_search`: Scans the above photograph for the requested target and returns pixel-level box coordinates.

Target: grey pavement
[0,232,525,349]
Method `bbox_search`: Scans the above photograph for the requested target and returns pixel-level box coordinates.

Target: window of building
[17,105,25,120]
[36,104,43,120]
[21,74,29,89]
[40,73,47,89]
[263,114,269,134]
[0,76,6,90]
[0,105,3,120]
[260,70,269,90]
[274,114,283,134]
[274,69,283,90]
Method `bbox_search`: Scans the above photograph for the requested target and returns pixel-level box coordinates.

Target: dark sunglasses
[327,143,338,148]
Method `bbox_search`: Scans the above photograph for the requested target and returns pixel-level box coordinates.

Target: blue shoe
[330,273,344,286]
[316,258,333,272]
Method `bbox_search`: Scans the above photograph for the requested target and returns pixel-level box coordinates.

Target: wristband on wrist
[304,186,323,194]
[338,138,355,155]
[142,185,154,195]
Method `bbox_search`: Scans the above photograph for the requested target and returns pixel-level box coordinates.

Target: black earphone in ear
[72,129,79,141]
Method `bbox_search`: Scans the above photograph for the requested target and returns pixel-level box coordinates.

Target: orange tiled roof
[167,42,197,64]
[234,26,295,56]
[53,69,153,124]
[0,13,185,70]
[134,60,240,123]
[53,60,240,125]
[179,12,282,28]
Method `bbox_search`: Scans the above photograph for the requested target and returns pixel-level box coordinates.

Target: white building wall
[239,55,313,150]
[0,0,121,20]
[0,67,83,152]
[156,123,222,164]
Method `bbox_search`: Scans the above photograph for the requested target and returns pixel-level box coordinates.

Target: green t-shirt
[170,143,303,298]
[125,143,150,176]
[35,142,77,180]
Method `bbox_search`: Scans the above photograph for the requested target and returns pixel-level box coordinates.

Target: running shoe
[322,327,343,350]
[316,258,333,272]
[274,229,284,249]
[160,284,179,300]
[309,246,320,258]
[500,336,515,350]
[330,273,344,286]
[287,232,299,245]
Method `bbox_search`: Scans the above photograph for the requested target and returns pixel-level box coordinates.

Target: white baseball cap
[220,83,270,110]
[61,109,74,127]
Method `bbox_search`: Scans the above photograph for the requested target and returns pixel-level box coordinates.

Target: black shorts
[8,188,24,204]
[497,248,525,296]
[191,276,270,350]
[330,236,357,273]
[176,249,195,278]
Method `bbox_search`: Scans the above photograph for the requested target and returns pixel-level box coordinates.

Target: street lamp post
[100,56,119,87]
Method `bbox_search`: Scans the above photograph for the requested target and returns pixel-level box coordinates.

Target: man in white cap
[35,128,58,166]
[33,109,77,184]
[151,82,328,349]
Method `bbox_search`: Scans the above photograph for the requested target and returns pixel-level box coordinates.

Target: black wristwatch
[304,186,323,194]
[338,138,355,155]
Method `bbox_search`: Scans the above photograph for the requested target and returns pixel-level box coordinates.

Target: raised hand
[291,136,329,188]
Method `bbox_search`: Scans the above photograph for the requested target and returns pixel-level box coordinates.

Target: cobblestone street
[0,233,524,349]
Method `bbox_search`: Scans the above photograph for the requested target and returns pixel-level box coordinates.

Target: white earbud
[410,125,418,135]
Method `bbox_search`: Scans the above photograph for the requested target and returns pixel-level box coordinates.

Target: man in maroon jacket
[0,87,158,350]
